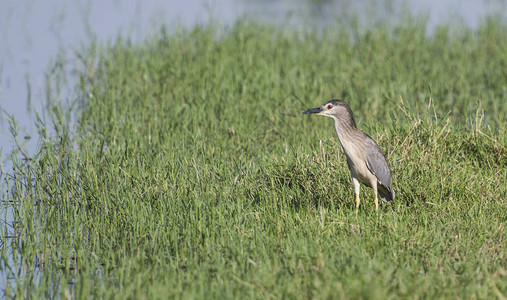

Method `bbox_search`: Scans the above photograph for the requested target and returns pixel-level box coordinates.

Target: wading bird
[303,99,394,212]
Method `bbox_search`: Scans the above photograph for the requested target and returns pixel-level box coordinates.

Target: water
[1,0,506,158]
[0,0,506,293]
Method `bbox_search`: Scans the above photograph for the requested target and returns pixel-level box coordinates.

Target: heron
[303,99,394,212]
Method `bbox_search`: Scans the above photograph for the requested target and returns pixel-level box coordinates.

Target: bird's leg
[352,177,361,214]
[372,182,379,211]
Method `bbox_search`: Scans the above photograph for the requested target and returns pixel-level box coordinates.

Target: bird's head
[303,99,357,129]
[302,99,349,117]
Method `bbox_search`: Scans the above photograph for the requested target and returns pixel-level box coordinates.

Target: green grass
[1,16,506,299]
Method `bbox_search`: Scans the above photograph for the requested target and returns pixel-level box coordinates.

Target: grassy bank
[2,17,506,298]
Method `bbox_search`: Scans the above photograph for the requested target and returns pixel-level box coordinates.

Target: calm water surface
[0,0,506,156]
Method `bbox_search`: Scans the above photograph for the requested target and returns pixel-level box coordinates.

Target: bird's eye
[327,105,333,109]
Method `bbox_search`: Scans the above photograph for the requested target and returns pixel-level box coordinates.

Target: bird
[303,99,394,212]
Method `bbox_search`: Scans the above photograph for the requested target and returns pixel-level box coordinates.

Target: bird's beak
[302,107,323,115]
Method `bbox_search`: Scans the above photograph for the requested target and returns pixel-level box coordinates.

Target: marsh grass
[1,17,506,299]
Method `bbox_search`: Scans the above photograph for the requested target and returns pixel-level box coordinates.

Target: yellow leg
[372,182,379,211]
[352,178,361,214]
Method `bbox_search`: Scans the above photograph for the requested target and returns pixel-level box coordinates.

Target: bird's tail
[379,185,395,202]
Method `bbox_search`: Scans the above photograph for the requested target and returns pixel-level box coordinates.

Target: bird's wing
[364,135,394,201]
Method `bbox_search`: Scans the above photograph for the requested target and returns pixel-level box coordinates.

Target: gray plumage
[303,99,394,212]
[365,137,395,201]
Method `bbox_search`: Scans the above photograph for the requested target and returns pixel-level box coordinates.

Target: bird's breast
[334,123,377,186]
[345,154,374,186]
[339,139,376,187]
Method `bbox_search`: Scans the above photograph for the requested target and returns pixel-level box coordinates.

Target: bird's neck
[333,117,362,155]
